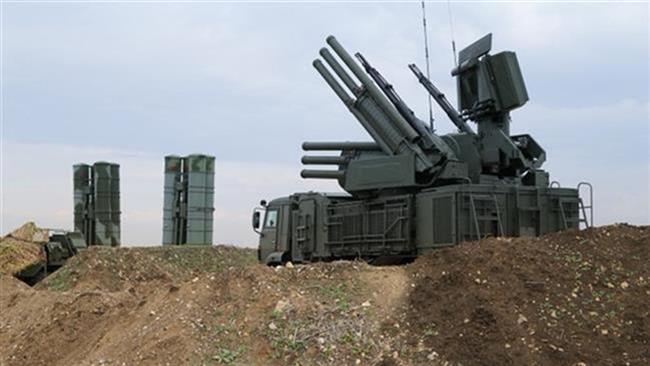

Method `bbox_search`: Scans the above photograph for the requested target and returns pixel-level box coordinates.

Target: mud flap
[264,251,286,265]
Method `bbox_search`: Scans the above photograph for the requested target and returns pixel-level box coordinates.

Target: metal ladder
[469,194,504,240]
[577,182,593,228]
[558,197,583,230]
[557,182,594,230]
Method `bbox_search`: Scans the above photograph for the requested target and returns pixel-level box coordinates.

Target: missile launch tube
[320,48,359,93]
[326,36,419,142]
[312,60,354,105]
[302,142,380,151]
[301,169,345,179]
[313,60,392,154]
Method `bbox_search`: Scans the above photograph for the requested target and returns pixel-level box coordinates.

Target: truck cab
[46,231,87,267]
[252,192,355,265]
[252,197,294,265]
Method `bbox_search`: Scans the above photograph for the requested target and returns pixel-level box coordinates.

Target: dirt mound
[0,273,31,291]
[3,222,50,243]
[1,245,259,366]
[403,224,649,366]
[0,225,647,366]
[1,246,392,365]
[0,222,49,275]
[37,245,258,292]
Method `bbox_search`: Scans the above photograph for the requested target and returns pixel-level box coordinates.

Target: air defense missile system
[253,34,592,265]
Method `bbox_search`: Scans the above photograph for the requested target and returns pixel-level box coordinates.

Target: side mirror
[252,211,261,230]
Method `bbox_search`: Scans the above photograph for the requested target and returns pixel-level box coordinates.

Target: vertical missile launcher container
[73,162,121,246]
[162,154,215,245]
[253,34,592,265]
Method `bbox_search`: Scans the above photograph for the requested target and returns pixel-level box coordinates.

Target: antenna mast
[447,0,458,67]
[420,1,434,131]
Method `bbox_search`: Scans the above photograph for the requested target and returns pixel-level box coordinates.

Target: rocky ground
[0,224,648,366]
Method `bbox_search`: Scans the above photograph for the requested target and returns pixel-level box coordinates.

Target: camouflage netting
[0,222,49,275]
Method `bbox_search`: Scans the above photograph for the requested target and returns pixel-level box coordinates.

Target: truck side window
[264,209,278,228]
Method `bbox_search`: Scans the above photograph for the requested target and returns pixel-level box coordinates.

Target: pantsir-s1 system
[253,34,592,264]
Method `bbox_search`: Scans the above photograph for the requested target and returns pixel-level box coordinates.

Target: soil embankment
[0,225,647,365]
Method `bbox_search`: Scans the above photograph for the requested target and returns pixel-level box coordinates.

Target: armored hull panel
[258,184,581,264]
[414,184,580,251]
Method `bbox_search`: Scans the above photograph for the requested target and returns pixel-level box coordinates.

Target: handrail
[577,182,594,228]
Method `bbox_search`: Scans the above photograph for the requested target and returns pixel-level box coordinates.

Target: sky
[1,1,648,246]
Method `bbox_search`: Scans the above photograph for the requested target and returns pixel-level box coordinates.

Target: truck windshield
[264,209,278,228]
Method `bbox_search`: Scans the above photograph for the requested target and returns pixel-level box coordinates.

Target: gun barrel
[300,169,345,179]
[301,156,348,165]
[409,64,476,136]
[302,141,380,151]
[356,52,433,143]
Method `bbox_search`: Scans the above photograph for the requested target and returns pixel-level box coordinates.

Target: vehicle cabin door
[260,204,291,261]
[277,204,292,255]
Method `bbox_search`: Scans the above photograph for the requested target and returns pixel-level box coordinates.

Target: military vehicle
[15,230,87,285]
[252,34,592,265]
